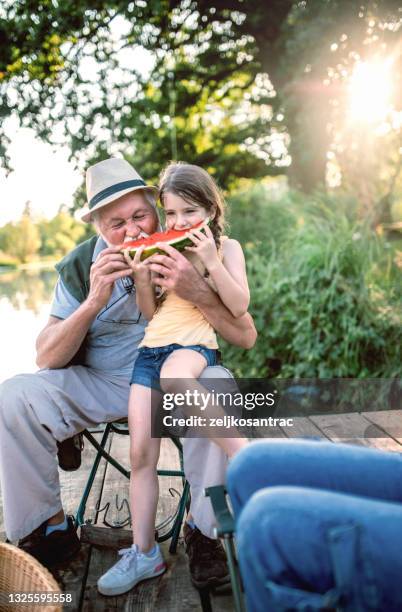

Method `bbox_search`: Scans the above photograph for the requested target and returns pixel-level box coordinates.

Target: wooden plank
[362,410,402,445]
[50,543,92,608]
[81,524,132,548]
[252,421,288,439]
[157,438,184,541]
[83,541,205,612]
[126,541,202,611]
[124,567,167,611]
[80,546,132,610]
[310,412,402,452]
[281,416,329,439]
[210,587,239,612]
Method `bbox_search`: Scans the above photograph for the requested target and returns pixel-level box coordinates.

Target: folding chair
[205,485,245,612]
[75,420,190,553]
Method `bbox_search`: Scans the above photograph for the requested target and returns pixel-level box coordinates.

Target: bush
[38,212,87,257]
[221,189,402,378]
[227,181,297,257]
[0,252,18,268]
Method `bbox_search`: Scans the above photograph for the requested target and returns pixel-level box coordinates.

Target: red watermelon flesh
[120,219,208,260]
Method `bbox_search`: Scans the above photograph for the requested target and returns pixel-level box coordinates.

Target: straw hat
[78,158,158,223]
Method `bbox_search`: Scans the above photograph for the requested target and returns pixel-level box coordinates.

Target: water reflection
[0,267,57,383]
[0,268,57,314]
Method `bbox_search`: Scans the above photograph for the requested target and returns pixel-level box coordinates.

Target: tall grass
[222,186,402,378]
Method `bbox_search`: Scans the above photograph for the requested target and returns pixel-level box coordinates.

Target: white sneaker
[97,544,166,596]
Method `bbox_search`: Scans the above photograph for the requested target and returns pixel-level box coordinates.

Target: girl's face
[163,192,211,230]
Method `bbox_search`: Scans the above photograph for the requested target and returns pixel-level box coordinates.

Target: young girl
[97,162,250,596]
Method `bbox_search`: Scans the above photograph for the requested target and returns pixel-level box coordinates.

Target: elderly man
[0,158,256,588]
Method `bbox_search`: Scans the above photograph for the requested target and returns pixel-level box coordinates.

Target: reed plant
[223,187,402,379]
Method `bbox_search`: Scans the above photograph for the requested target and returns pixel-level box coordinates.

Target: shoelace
[114,546,138,574]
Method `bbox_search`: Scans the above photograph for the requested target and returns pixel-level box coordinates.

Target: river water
[0,267,57,384]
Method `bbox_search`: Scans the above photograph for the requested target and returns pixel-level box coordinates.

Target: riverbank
[0,258,57,272]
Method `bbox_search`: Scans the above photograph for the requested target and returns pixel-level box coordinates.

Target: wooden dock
[1,409,402,611]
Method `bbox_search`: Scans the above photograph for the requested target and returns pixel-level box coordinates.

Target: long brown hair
[158,162,225,249]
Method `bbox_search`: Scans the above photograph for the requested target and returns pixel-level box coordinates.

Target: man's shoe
[18,515,80,567]
[97,544,166,596]
[183,523,230,588]
[57,433,84,471]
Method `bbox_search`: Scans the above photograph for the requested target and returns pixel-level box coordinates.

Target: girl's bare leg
[128,384,162,552]
[160,350,247,458]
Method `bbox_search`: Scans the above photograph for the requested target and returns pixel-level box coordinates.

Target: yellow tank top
[140,250,219,350]
[140,292,218,349]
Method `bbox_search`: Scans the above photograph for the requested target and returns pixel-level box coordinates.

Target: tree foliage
[0,206,89,262]
[38,209,87,256]
[0,209,41,263]
[0,0,401,194]
[222,186,402,378]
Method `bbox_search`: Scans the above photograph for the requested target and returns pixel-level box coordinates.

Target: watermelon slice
[120,219,209,260]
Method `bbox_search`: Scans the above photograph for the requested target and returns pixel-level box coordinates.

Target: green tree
[1,211,41,263]
[0,1,401,194]
[38,210,87,257]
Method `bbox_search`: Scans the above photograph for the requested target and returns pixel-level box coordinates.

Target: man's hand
[36,247,133,369]
[87,246,132,311]
[147,244,205,302]
[148,243,257,349]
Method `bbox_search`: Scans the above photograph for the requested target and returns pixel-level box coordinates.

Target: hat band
[89,179,146,209]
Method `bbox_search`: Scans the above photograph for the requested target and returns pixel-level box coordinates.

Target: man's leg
[236,486,402,612]
[182,437,228,538]
[181,365,235,587]
[0,367,129,544]
[227,438,402,517]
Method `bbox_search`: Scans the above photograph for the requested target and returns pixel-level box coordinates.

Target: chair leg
[197,586,213,612]
[222,536,246,612]
[76,428,190,554]
[75,424,112,526]
[169,480,190,553]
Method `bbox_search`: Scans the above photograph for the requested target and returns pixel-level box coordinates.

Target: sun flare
[348,60,393,123]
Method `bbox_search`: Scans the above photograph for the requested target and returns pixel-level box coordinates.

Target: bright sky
[0,119,82,227]
[0,16,155,229]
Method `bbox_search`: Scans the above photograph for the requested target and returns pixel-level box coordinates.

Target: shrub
[221,190,402,378]
[227,181,297,257]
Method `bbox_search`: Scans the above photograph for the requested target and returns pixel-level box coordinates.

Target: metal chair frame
[205,485,246,612]
[75,421,190,554]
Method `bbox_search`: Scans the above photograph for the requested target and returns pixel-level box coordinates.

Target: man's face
[95,191,158,246]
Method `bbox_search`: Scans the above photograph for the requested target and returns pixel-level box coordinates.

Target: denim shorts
[130,343,217,390]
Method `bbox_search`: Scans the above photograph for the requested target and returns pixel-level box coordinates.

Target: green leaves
[1,0,290,183]
[1,1,401,203]
[221,186,402,378]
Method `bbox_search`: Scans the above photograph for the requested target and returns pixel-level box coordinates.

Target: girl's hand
[185,225,219,270]
[123,245,150,286]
